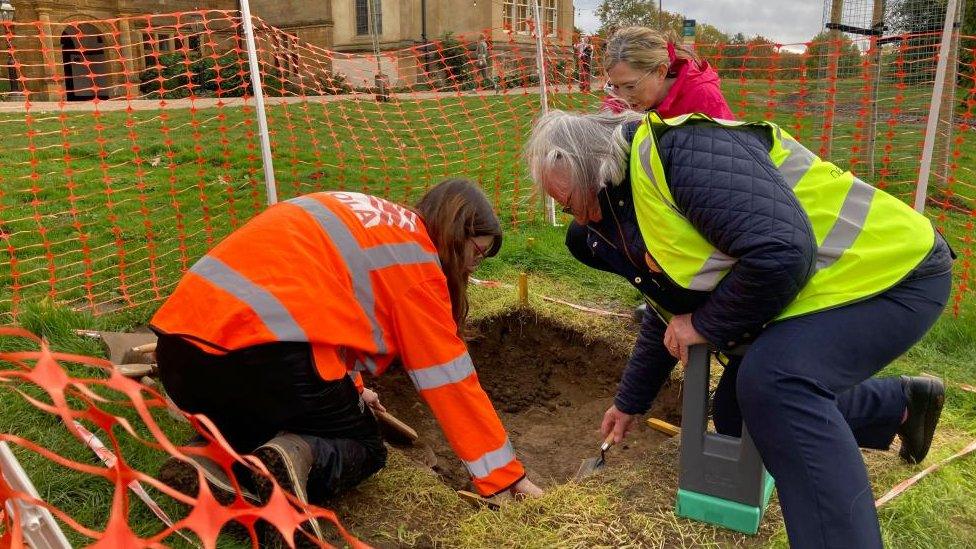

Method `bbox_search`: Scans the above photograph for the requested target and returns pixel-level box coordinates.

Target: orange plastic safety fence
[0,10,973,319]
[0,326,366,548]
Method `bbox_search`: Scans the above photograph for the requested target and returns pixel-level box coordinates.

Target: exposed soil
[369,309,682,492]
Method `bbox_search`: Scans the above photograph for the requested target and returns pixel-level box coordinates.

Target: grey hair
[524,109,645,197]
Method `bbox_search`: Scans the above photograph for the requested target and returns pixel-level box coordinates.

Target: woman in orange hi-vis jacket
[151,179,542,521]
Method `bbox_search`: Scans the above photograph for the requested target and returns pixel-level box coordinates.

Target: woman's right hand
[510,477,544,498]
[601,404,637,444]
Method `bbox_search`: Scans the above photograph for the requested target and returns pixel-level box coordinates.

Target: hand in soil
[663,313,708,365]
[601,404,637,444]
[510,477,544,498]
[362,388,386,413]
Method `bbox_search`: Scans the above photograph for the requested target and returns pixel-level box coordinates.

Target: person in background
[153,179,542,541]
[577,34,593,92]
[525,109,952,548]
[475,33,494,91]
[597,26,735,322]
[600,26,733,119]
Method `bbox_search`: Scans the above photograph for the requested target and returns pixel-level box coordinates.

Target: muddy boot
[158,452,259,505]
[253,433,326,544]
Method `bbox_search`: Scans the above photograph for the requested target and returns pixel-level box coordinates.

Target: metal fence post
[531,0,556,225]
[239,0,278,206]
[914,0,960,212]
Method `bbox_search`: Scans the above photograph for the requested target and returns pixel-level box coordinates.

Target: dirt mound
[369,309,682,492]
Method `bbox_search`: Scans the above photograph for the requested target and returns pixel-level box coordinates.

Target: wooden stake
[517,272,528,306]
[647,417,680,437]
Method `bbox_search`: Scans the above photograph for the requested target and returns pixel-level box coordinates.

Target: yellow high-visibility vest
[630,112,935,320]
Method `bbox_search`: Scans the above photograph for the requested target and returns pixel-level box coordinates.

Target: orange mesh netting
[0,9,972,315]
[0,326,366,548]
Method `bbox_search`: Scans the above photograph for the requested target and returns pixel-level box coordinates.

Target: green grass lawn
[1,83,975,546]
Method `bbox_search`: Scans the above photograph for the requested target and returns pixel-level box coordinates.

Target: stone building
[320,0,574,85]
[1,0,239,101]
[0,1,576,99]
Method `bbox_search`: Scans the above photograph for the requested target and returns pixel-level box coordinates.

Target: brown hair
[604,27,700,74]
[414,178,502,331]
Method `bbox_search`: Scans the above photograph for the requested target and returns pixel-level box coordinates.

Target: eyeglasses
[560,188,576,216]
[470,237,489,264]
[607,69,655,96]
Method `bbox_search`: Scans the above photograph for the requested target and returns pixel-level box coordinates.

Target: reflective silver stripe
[347,371,362,383]
[190,256,307,342]
[354,356,378,374]
[637,138,682,213]
[816,178,876,270]
[407,353,476,391]
[365,242,440,270]
[778,137,817,189]
[465,438,517,479]
[287,196,387,354]
[688,250,737,291]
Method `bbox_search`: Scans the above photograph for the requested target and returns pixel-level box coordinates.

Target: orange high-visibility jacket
[152,191,525,495]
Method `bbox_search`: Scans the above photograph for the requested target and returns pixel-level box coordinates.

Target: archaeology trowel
[575,433,616,480]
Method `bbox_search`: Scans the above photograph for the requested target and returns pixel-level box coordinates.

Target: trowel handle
[599,433,615,452]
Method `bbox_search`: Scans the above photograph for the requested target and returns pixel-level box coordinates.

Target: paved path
[0,84,589,114]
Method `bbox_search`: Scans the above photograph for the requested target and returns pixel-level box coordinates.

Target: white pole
[914,0,959,212]
[531,0,556,225]
[1,442,72,549]
[239,0,279,206]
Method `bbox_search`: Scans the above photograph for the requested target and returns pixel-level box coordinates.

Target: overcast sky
[574,0,828,46]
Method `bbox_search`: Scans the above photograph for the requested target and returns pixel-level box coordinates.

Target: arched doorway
[60,24,111,101]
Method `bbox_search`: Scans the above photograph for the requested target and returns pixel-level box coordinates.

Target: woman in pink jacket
[600,27,733,120]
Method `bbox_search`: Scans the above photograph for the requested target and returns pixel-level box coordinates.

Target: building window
[158,34,171,52]
[544,0,557,34]
[356,0,382,36]
[503,0,555,35]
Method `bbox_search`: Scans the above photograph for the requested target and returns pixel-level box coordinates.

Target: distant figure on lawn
[475,33,493,90]
[151,179,542,541]
[576,34,593,92]
[525,109,953,549]
[600,26,733,119]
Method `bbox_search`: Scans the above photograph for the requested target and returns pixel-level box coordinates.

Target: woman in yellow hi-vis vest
[525,110,954,548]
[151,179,542,544]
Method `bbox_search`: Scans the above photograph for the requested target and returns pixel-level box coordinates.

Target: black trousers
[155,334,387,501]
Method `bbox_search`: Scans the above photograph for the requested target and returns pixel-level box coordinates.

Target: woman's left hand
[663,313,708,364]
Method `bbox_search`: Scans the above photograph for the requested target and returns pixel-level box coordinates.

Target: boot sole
[253,443,326,543]
[158,456,257,505]
[900,378,945,464]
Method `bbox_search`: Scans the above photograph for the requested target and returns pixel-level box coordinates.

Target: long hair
[414,179,502,331]
[604,26,700,74]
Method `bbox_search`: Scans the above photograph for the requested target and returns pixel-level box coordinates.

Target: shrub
[138,50,349,99]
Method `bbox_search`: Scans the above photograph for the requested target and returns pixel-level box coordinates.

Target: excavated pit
[369,309,682,491]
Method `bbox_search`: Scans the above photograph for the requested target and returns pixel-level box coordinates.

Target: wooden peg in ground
[647,417,680,437]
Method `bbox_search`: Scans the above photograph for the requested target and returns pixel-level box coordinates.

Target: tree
[595,0,659,35]
[594,0,686,36]
[805,31,863,80]
[889,0,949,34]
[695,23,733,66]
[887,0,948,83]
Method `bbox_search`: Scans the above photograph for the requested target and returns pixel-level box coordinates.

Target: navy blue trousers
[709,271,951,548]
